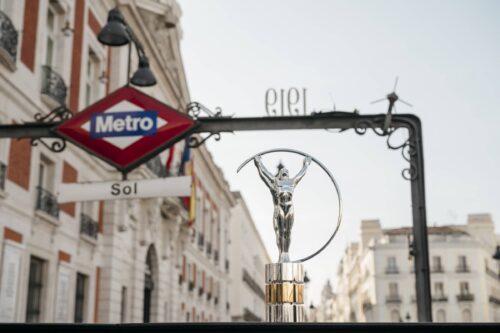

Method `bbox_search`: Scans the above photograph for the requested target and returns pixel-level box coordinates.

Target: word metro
[90,110,158,138]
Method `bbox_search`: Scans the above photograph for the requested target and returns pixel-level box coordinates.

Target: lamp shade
[97,8,130,46]
[130,56,157,87]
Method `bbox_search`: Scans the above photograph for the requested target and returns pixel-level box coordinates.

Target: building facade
[0,0,237,323]
[229,191,270,322]
[331,214,500,322]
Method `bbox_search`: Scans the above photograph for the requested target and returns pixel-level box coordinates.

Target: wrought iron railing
[432,295,448,302]
[431,265,444,273]
[456,293,474,302]
[456,265,470,273]
[35,186,59,218]
[41,65,67,105]
[0,162,6,190]
[0,11,18,65]
[385,267,399,274]
[146,156,167,178]
[80,213,98,239]
[385,295,402,303]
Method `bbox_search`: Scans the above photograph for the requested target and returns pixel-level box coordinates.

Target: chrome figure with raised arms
[253,155,312,262]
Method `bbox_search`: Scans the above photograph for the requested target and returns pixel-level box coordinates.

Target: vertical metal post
[408,118,432,322]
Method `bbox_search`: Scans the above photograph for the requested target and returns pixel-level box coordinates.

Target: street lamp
[97,7,163,87]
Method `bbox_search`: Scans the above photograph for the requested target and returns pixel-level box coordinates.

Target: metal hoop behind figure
[237,148,343,263]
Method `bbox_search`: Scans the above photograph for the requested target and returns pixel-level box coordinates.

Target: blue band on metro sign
[90,110,158,138]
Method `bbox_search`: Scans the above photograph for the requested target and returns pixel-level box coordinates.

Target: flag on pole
[179,139,196,226]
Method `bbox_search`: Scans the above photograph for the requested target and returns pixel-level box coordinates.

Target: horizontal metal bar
[0,122,61,139]
[192,113,409,133]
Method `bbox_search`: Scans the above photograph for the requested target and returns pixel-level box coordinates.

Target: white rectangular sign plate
[57,176,191,203]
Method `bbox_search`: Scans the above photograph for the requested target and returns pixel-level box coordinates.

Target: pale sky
[178,0,500,305]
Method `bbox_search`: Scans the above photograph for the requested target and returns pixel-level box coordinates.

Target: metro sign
[57,86,196,173]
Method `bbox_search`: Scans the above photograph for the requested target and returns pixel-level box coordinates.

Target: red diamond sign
[57,86,197,173]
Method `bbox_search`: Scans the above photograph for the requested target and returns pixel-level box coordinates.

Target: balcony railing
[36,186,59,218]
[456,293,474,302]
[0,162,6,190]
[0,10,18,69]
[456,265,470,273]
[80,213,98,239]
[146,156,167,178]
[431,265,444,273]
[385,267,399,274]
[385,295,402,304]
[41,65,67,106]
[432,295,448,302]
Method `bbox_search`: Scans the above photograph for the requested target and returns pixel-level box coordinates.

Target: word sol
[111,182,138,196]
[265,88,308,116]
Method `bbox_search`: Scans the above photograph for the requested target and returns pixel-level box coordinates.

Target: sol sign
[57,86,196,173]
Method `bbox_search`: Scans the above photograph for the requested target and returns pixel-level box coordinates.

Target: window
[38,155,55,192]
[432,256,442,271]
[386,257,398,273]
[462,309,472,322]
[390,310,400,322]
[26,256,45,323]
[45,4,57,67]
[434,282,444,297]
[459,282,470,295]
[457,255,469,272]
[120,286,127,323]
[436,309,446,322]
[74,273,87,323]
[389,282,398,296]
[85,49,101,106]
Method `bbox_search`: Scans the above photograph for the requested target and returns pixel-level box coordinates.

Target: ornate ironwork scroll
[31,106,72,153]
[352,117,418,181]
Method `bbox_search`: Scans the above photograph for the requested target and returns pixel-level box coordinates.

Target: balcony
[432,295,448,302]
[206,242,212,256]
[188,281,194,292]
[0,10,18,70]
[456,265,470,273]
[385,295,402,304]
[41,65,67,106]
[0,162,6,191]
[431,265,444,273]
[456,294,474,302]
[198,287,204,296]
[385,267,399,274]
[80,213,98,239]
[207,292,212,301]
[146,156,167,178]
[35,186,59,218]
[214,249,219,263]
